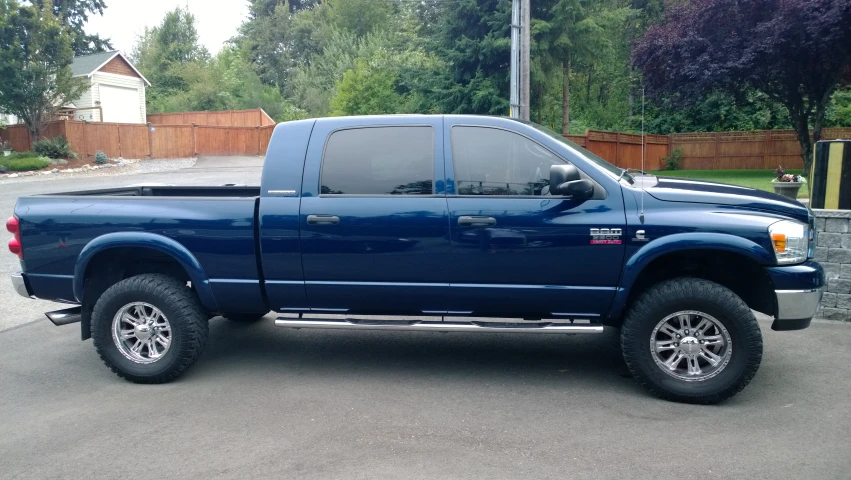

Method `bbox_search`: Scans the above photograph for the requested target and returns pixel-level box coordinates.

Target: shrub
[0,164,7,173]
[4,156,51,171]
[32,135,75,159]
[662,147,684,171]
[94,150,108,165]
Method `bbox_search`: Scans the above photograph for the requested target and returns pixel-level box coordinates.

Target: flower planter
[772,181,803,200]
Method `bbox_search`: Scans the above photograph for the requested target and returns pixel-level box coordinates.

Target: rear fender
[73,232,218,311]
[607,232,776,321]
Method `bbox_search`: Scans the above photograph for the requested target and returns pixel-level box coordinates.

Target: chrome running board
[275,317,603,334]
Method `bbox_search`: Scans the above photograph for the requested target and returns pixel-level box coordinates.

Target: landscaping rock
[50,158,68,165]
[8,173,18,178]
[51,168,59,173]
[22,171,33,176]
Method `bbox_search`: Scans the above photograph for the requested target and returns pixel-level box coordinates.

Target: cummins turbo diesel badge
[590,228,622,244]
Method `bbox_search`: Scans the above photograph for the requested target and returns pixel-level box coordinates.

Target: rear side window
[451,126,566,196]
[321,126,435,195]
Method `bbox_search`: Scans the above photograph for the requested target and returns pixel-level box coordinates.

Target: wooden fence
[5,116,851,168]
[566,127,851,170]
[146,108,276,127]
[0,120,276,159]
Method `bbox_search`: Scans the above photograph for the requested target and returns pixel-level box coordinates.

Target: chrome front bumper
[772,288,824,331]
[11,272,33,298]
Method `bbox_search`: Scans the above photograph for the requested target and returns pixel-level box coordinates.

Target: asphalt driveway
[1,156,850,479]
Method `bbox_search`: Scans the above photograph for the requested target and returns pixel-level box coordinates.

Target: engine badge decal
[590,228,622,245]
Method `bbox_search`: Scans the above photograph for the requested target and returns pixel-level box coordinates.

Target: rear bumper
[11,272,33,298]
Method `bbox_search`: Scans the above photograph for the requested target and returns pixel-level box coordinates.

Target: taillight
[6,216,22,259]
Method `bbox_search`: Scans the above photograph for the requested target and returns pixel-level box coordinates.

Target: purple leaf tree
[633,0,851,174]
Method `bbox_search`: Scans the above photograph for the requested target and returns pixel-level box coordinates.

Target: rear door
[444,121,626,319]
[299,117,450,314]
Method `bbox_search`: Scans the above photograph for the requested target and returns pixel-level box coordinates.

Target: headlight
[769,220,809,264]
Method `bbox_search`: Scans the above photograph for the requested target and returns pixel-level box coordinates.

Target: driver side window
[451,126,566,196]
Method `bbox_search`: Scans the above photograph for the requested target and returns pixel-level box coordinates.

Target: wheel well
[79,247,192,340]
[625,250,777,321]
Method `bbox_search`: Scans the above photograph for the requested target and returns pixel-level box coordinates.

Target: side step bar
[45,307,82,326]
[275,318,603,334]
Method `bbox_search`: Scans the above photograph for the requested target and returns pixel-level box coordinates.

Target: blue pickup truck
[8,115,823,403]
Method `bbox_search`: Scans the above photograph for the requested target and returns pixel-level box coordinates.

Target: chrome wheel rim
[112,302,172,364]
[650,311,732,382]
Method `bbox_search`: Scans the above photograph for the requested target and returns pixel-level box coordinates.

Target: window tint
[451,126,566,196]
[321,126,434,195]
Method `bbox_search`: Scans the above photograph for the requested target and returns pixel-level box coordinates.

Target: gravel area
[0,157,197,184]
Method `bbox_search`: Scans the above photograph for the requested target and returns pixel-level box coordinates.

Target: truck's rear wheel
[621,278,763,404]
[91,274,209,383]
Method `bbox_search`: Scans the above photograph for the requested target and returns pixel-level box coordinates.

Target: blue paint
[11,114,824,327]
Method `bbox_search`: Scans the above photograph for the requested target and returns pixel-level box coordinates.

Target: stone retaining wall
[813,209,851,321]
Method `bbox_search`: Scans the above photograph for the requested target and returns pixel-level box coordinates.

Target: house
[70,51,151,124]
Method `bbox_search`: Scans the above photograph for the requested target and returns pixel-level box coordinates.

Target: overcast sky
[85,0,249,56]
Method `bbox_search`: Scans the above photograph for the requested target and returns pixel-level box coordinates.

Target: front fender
[607,232,776,321]
[73,232,218,311]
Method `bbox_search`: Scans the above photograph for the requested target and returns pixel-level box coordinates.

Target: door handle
[458,216,497,226]
[307,214,340,225]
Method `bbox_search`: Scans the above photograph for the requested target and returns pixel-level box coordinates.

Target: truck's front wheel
[91,274,209,383]
[621,278,763,404]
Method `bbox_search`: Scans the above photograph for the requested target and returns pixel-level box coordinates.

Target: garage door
[99,85,141,123]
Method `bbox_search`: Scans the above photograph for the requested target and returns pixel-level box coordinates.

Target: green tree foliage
[30,0,112,54]
[0,1,87,139]
[331,59,401,115]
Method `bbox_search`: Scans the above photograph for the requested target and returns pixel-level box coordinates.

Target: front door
[299,119,450,315]
[444,124,626,319]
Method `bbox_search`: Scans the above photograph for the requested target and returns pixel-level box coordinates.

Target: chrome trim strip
[275,318,604,334]
[11,273,32,298]
[209,278,259,284]
[307,281,447,287]
[551,312,601,317]
[775,288,824,320]
[294,280,615,291]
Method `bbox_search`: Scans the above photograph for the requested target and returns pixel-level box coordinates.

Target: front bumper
[772,288,824,331]
[11,272,33,298]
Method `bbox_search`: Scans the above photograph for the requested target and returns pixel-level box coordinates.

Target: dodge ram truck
[8,115,824,404]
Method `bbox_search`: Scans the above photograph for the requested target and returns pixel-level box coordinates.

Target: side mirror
[550,165,594,199]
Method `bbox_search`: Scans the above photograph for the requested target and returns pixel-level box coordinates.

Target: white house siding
[88,72,146,124]
[72,78,100,121]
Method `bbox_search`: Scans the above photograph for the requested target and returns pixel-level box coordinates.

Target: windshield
[514,119,631,182]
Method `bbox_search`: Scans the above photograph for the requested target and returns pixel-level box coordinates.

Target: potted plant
[0,139,11,156]
[771,166,806,200]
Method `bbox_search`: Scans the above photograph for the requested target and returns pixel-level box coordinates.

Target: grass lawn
[656,169,808,198]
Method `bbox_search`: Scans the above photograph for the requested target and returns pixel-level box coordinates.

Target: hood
[643,176,810,222]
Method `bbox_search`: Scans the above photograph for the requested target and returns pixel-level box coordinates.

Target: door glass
[321,126,434,195]
[451,126,567,196]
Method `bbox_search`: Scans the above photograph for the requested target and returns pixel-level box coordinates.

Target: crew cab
[8,115,824,403]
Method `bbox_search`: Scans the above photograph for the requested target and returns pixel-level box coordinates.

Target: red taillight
[7,216,22,259]
[8,237,21,256]
[5,216,17,234]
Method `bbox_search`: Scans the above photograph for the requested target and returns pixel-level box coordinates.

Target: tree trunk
[562,59,570,135]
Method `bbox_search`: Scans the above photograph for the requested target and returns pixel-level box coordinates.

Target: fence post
[615,132,621,166]
[256,126,261,156]
[714,132,720,168]
[191,124,197,156]
[147,122,153,158]
[764,130,771,169]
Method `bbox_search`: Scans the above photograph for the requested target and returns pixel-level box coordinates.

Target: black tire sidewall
[623,279,762,401]
[92,279,191,379]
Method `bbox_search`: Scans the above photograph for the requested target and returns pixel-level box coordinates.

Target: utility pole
[520,0,531,121]
[509,0,520,118]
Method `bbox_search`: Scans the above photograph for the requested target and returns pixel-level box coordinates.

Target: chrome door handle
[307,214,340,225]
[457,216,497,226]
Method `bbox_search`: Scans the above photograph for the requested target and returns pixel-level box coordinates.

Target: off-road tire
[621,277,763,404]
[91,274,209,383]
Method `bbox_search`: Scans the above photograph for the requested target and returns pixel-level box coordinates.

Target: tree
[634,0,851,174]
[31,0,112,55]
[0,2,87,140]
[330,59,401,115]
